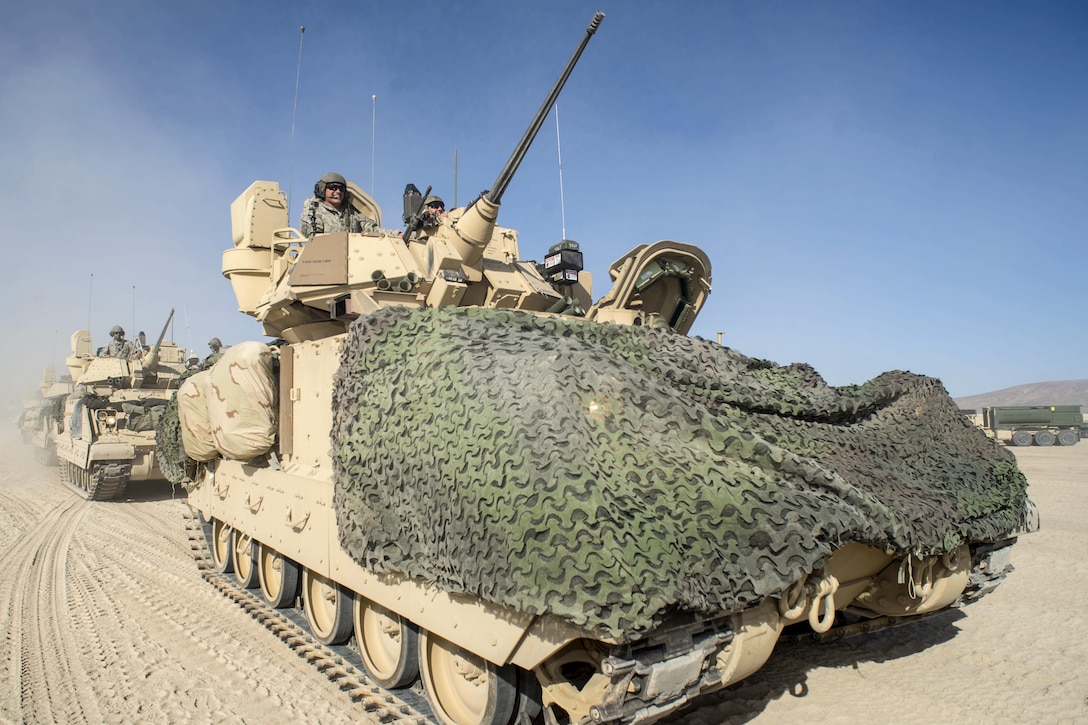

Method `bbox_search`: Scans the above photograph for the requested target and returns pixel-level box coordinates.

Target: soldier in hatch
[300,172,381,238]
[203,337,227,368]
[99,326,135,359]
[420,195,447,228]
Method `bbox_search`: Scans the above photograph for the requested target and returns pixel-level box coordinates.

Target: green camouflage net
[156,369,200,487]
[325,306,1029,639]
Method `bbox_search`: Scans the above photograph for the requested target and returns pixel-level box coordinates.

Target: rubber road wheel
[258,545,300,608]
[302,569,353,645]
[231,530,259,588]
[353,594,420,688]
[419,629,517,725]
[210,518,234,574]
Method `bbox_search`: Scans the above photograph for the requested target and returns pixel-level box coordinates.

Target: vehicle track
[183,508,437,724]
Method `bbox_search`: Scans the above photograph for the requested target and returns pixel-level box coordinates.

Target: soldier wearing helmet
[203,337,227,368]
[99,325,135,358]
[404,194,449,241]
[421,195,446,228]
[300,172,381,238]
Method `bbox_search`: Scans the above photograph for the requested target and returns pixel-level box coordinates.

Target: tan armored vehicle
[55,311,188,500]
[169,13,1035,725]
[17,390,46,445]
[22,365,74,465]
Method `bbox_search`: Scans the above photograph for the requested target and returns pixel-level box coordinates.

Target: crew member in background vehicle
[99,326,135,358]
[421,195,446,228]
[203,337,227,368]
[300,172,380,238]
[404,194,448,241]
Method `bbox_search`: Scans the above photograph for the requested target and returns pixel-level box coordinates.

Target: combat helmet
[110,325,125,335]
[315,172,347,197]
[423,195,445,209]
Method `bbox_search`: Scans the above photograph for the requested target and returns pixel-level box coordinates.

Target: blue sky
[2,0,1085,406]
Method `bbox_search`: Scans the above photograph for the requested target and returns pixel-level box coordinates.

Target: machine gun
[400,183,432,242]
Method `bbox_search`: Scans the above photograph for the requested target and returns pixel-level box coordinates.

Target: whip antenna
[287,26,306,209]
[182,306,193,362]
[371,94,377,196]
[555,104,567,241]
[87,273,93,335]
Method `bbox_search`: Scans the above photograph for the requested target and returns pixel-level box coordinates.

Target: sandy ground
[1,428,1085,725]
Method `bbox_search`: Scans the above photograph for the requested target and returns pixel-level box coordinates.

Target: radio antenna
[287,26,306,209]
[371,94,377,196]
[555,104,568,241]
[87,273,93,335]
[182,306,193,361]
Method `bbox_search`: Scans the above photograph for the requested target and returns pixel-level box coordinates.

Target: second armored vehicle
[56,311,188,500]
[24,365,74,465]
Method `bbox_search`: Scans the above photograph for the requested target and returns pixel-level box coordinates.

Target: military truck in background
[55,310,188,500]
[983,405,1083,447]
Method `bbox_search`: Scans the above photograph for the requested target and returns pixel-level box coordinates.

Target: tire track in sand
[0,493,103,724]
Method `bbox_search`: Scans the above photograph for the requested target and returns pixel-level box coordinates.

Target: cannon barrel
[140,308,175,374]
[488,10,604,205]
[449,12,604,267]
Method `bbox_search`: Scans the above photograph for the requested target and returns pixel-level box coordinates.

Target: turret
[221,11,710,343]
[64,309,185,393]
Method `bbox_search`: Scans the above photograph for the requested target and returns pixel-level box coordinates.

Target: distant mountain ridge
[954,379,1088,411]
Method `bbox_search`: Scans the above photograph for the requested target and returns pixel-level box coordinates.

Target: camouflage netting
[156,344,276,483]
[331,306,1032,639]
[156,369,201,486]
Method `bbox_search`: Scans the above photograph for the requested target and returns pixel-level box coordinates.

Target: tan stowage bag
[206,341,277,460]
[177,371,218,461]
